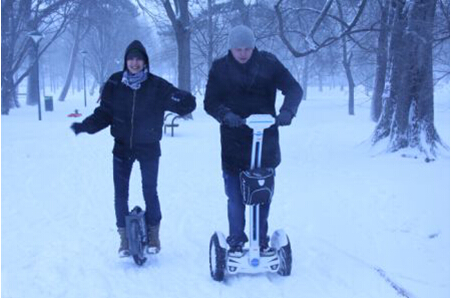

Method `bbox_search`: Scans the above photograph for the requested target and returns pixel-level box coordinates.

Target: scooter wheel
[277,237,292,276]
[209,233,226,281]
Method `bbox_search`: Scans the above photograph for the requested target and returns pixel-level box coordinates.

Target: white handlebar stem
[245,114,275,170]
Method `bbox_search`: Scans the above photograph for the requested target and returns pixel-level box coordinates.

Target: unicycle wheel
[133,255,146,266]
[129,219,147,266]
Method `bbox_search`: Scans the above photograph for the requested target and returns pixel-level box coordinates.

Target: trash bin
[44,96,53,111]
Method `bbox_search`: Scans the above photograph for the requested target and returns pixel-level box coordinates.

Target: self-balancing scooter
[209,114,292,281]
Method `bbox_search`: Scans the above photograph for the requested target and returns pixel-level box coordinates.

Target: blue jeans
[223,171,271,247]
[113,155,161,228]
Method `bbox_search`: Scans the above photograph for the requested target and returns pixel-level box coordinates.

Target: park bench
[163,112,182,137]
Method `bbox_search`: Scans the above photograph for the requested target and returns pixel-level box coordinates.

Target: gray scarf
[122,69,148,90]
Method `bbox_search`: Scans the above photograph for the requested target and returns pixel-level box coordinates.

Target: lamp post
[28,30,43,120]
[80,50,88,107]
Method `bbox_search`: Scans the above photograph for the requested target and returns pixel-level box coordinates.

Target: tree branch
[434,71,450,85]
[439,0,450,28]
[136,0,167,25]
[161,0,178,28]
[275,0,368,58]
[275,0,305,57]
[305,0,334,49]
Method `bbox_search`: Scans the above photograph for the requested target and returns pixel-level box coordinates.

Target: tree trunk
[26,42,41,106]
[1,71,15,115]
[25,1,39,107]
[372,0,446,159]
[176,26,191,92]
[371,0,390,122]
[179,0,191,92]
[344,59,355,116]
[41,63,46,97]
[337,1,354,115]
[163,0,191,92]
[233,0,250,25]
[302,55,309,101]
[1,0,14,114]
[89,80,98,96]
[58,18,82,102]
[341,44,355,115]
[207,0,214,70]
[318,74,323,92]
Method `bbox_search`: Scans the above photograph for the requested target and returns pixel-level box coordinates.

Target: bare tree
[232,0,251,25]
[1,0,78,114]
[85,0,143,89]
[190,0,240,93]
[138,0,192,92]
[372,0,447,159]
[274,0,368,58]
[274,0,369,112]
[26,0,76,106]
[432,0,450,84]
[370,0,390,122]
[58,0,140,102]
[58,9,89,102]
[337,0,355,115]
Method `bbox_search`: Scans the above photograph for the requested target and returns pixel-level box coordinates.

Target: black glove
[222,112,245,128]
[70,122,84,135]
[276,110,293,126]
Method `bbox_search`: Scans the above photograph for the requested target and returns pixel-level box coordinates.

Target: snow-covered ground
[2,84,449,298]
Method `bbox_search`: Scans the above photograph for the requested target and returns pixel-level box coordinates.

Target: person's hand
[222,112,245,128]
[276,110,293,126]
[70,122,84,135]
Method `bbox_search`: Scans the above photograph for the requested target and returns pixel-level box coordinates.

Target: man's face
[126,57,145,74]
[231,48,254,64]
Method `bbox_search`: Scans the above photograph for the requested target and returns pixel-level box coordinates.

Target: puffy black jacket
[80,40,196,159]
[204,49,303,173]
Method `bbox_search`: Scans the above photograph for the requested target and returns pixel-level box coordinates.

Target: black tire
[129,219,147,266]
[277,237,292,276]
[133,255,146,266]
[209,233,226,281]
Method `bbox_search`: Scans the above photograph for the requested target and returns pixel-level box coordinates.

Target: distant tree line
[1,0,449,157]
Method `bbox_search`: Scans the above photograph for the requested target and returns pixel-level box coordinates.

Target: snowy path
[2,87,449,298]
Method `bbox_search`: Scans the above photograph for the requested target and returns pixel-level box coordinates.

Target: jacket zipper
[130,90,137,149]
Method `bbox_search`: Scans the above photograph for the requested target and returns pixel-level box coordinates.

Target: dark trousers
[113,155,161,228]
[223,171,271,247]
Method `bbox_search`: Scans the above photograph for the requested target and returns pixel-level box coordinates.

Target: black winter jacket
[80,41,196,159]
[204,49,303,173]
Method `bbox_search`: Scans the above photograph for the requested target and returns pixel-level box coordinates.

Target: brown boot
[146,223,161,254]
[117,227,130,257]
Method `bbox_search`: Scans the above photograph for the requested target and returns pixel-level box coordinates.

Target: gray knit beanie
[228,25,255,49]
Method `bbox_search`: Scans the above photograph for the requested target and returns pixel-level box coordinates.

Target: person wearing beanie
[228,25,255,50]
[204,25,303,256]
[71,40,196,257]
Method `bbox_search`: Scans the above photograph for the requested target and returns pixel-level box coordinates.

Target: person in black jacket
[204,25,303,256]
[71,40,196,257]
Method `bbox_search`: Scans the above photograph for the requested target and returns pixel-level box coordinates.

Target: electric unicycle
[125,206,148,266]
